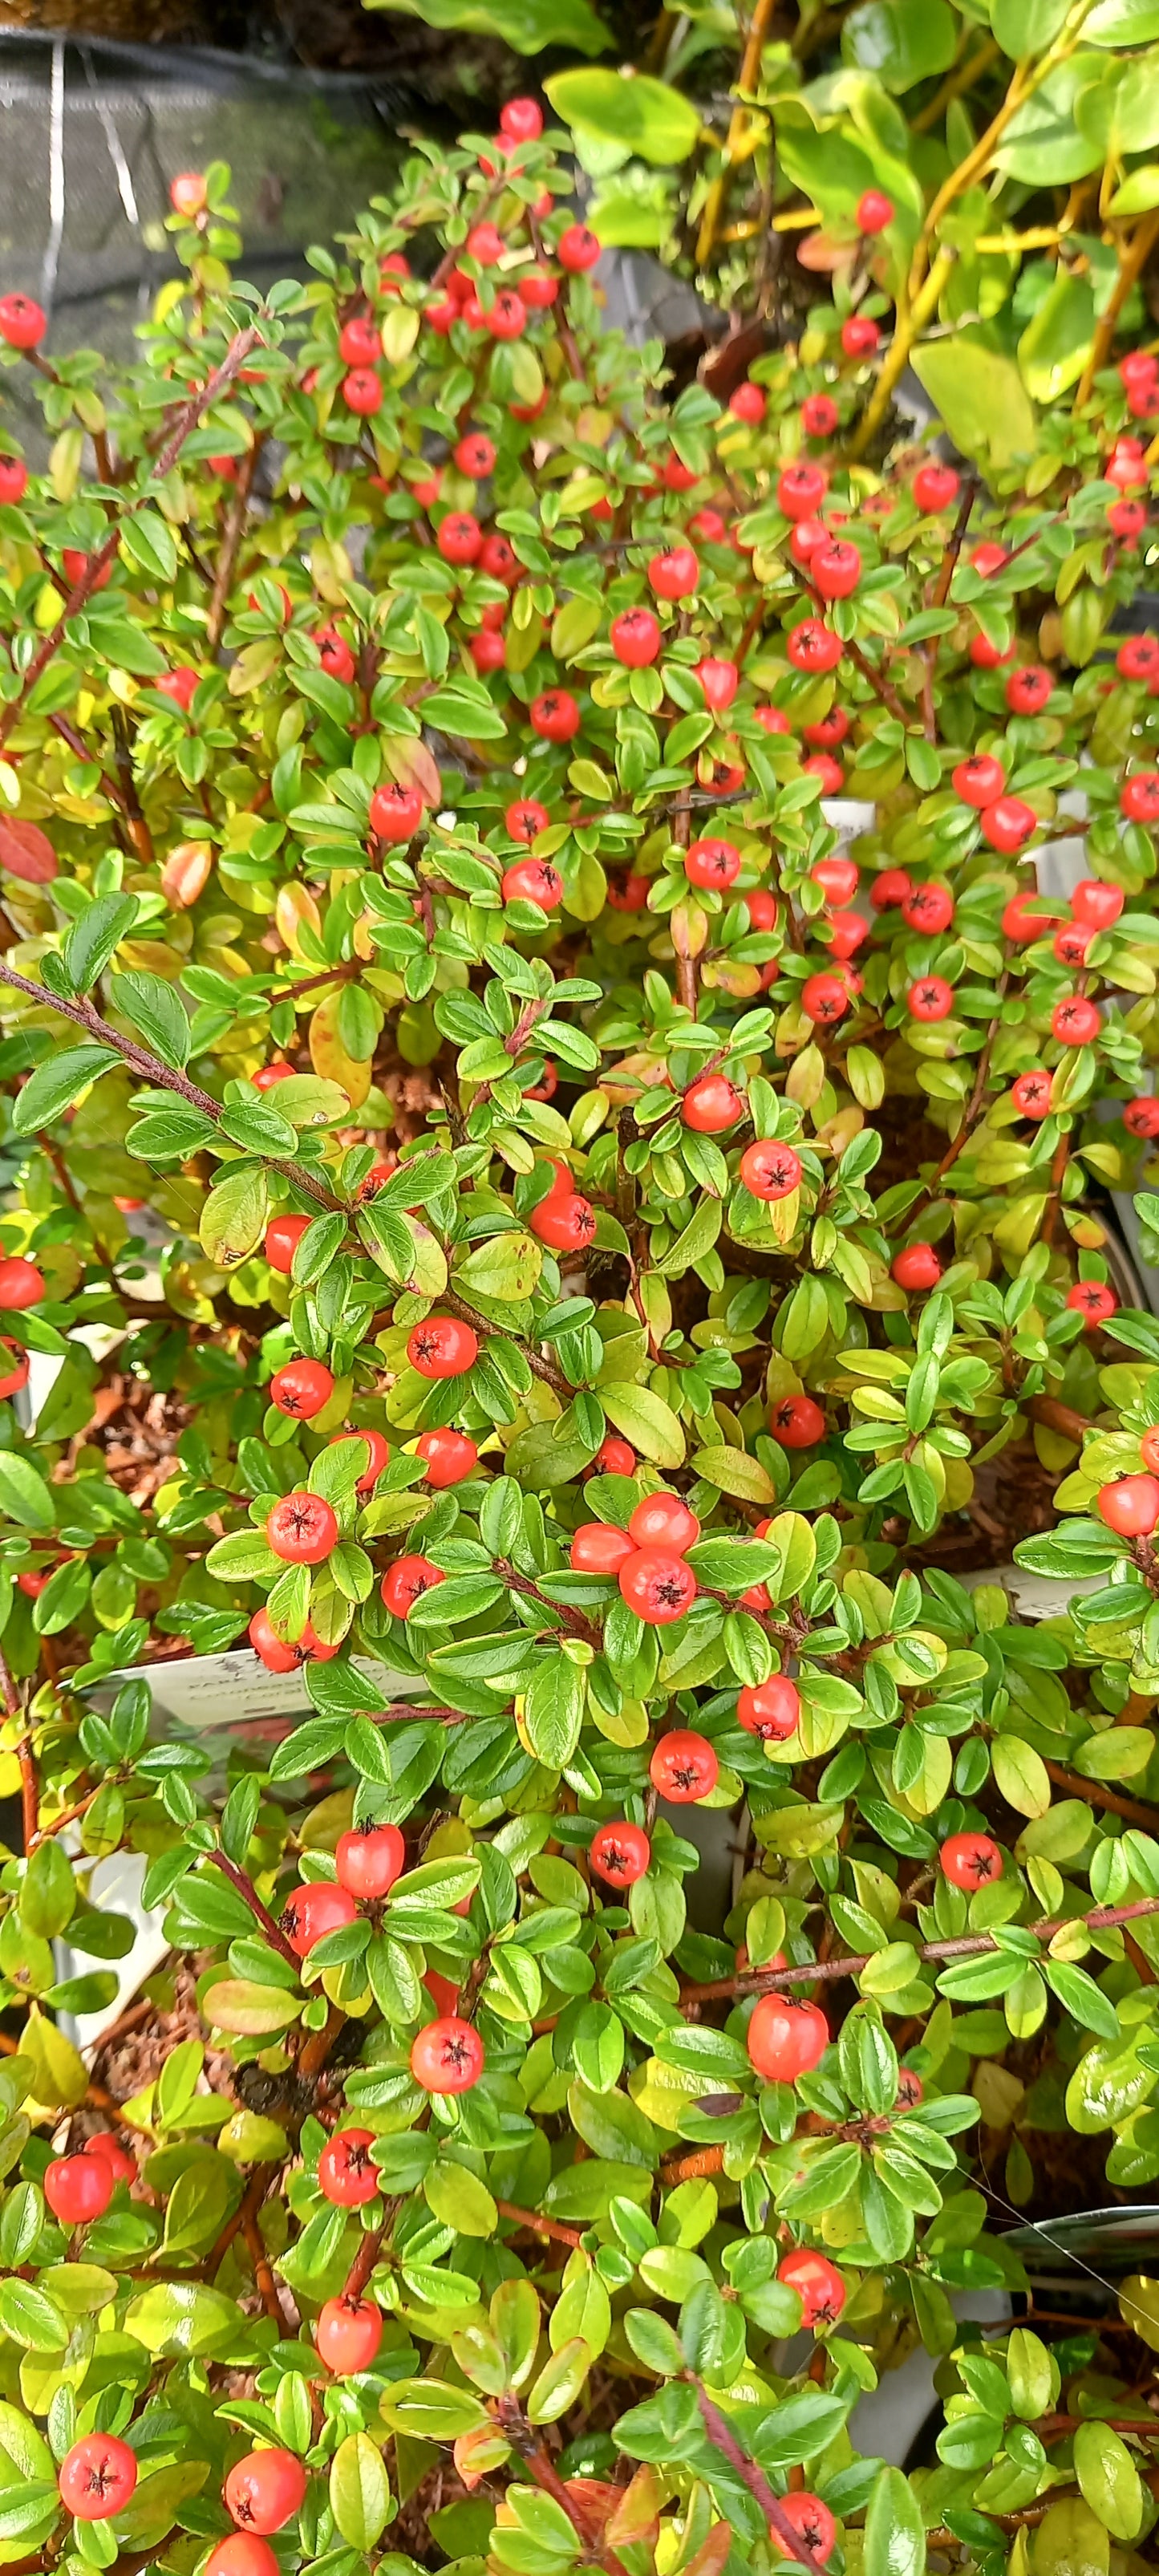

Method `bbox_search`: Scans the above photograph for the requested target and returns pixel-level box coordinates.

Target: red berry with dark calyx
[841,313,880,358]
[940,1832,1003,1892]
[896,2067,924,2109]
[342,369,383,416]
[778,2248,846,2328]
[953,753,1004,809]
[1119,635,1159,681]
[800,393,838,439]
[266,1492,338,1568]
[369,781,424,846]
[607,873,650,911]
[892,1243,942,1292]
[156,665,201,712]
[902,881,955,936]
[685,837,740,890]
[269,1357,334,1419]
[857,189,894,233]
[1006,665,1053,715]
[0,294,45,351]
[336,1821,406,1899]
[740,1140,802,1200]
[649,1727,718,1799]
[59,2436,137,2521]
[590,1822,650,1888]
[787,619,842,674]
[571,1522,634,1575]
[557,224,602,272]
[282,1881,358,1960]
[382,1556,444,1617]
[530,690,580,741]
[455,431,496,477]
[1126,1097,1159,1138]
[45,2152,113,2227]
[1098,1474,1159,1537]
[316,2296,383,2375]
[503,858,564,911]
[913,462,959,512]
[318,2127,381,2205]
[1110,498,1148,542]
[648,544,699,602]
[225,2452,307,2536]
[1122,772,1159,824]
[618,1551,697,1626]
[737,1675,800,1742]
[415,1426,478,1487]
[871,868,912,910]
[480,533,520,584]
[772,2497,837,2564]
[1012,1070,1052,1121]
[438,512,483,566]
[610,608,661,668]
[683,1073,744,1133]
[338,314,381,365]
[747,1994,828,2081]
[407,1316,477,1379]
[800,972,850,1024]
[411,2014,485,2093]
[530,1191,596,1251]
[0,1256,43,1310]
[1052,996,1101,1045]
[778,462,828,521]
[813,539,861,600]
[804,706,849,750]
[908,976,954,1023]
[771,1393,826,1448]
[1067,1280,1117,1327]
[981,795,1038,854]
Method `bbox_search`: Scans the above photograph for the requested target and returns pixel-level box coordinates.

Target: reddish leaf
[0,817,57,882]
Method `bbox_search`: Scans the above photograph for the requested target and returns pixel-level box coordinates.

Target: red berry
[0,1341,29,1401]
[691,505,727,542]
[791,517,829,567]
[607,873,650,911]
[804,752,843,797]
[896,2067,924,2108]
[265,1214,310,1275]
[382,1555,444,1616]
[857,189,894,233]
[266,1494,338,1566]
[908,975,954,1022]
[1110,498,1148,542]
[269,1357,334,1419]
[471,629,506,673]
[939,1832,1002,1892]
[455,431,496,477]
[169,170,209,216]
[695,655,740,712]
[778,2248,846,2327]
[1098,1474,1159,1537]
[518,266,558,308]
[747,1995,828,2080]
[649,1727,717,1798]
[413,1427,476,1489]
[648,544,699,602]
[617,1551,695,1625]
[411,2014,485,2093]
[0,1256,43,1310]
[811,855,858,907]
[0,294,45,351]
[156,665,201,712]
[466,222,504,265]
[770,1393,826,1447]
[282,1882,358,1960]
[913,462,959,512]
[316,2295,383,2375]
[592,1435,635,1475]
[825,907,865,955]
[1119,635,1159,681]
[45,2152,113,2226]
[1011,1070,1052,1120]
[0,456,27,505]
[1072,878,1125,930]
[342,368,383,416]
[480,542,518,598]
[841,314,880,358]
[800,972,850,1024]
[1052,996,1101,1045]
[772,2497,837,2564]
[740,1139,803,1199]
[737,1676,800,1741]
[485,290,527,340]
[971,541,1009,578]
[901,880,954,935]
[571,1522,634,1574]
[318,2127,380,2205]
[1122,772,1159,825]
[871,867,912,910]
[953,754,1004,809]
[970,631,1015,670]
[438,512,483,567]
[787,619,842,675]
[225,2451,308,2535]
[610,607,662,667]
[253,1061,296,1090]
[332,1428,390,1495]
[557,224,602,272]
[502,858,564,910]
[529,1191,596,1250]
[685,837,740,890]
[379,252,410,293]
[1067,1280,1116,1326]
[813,539,861,600]
[628,1493,699,1553]
[804,706,849,750]
[83,2132,135,2184]
[249,1609,336,1672]
[980,795,1037,854]
[892,1243,942,1291]
[1126,1097,1159,1138]
[728,380,767,424]
[800,393,838,438]
[1006,665,1053,715]
[338,315,381,367]
[207,2539,280,2576]
[530,690,580,741]
[779,464,829,521]
[407,1316,478,1379]
[683,1073,744,1133]
[336,1823,406,1899]
[1109,455,1149,495]
[746,890,780,930]
[59,2436,137,2521]
[590,1822,650,1887]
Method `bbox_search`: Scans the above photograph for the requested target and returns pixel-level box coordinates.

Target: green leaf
[0,1452,55,1532]
[1074,2422,1145,2542]
[602,1382,686,1468]
[1017,267,1095,403]
[545,68,701,162]
[992,55,1105,180]
[200,1166,270,1270]
[1044,1959,1121,2041]
[991,0,1069,50]
[1086,0,1159,37]
[911,328,1038,474]
[841,0,957,91]
[456,1231,543,1300]
[110,972,191,1069]
[12,1045,118,1134]
[330,2434,392,2550]
[522,1655,585,1769]
[120,509,179,582]
[367,0,610,50]
[865,2468,926,2576]
[124,2281,245,2356]
[63,894,139,995]
[0,2280,69,2351]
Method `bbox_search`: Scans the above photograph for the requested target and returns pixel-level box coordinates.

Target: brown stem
[496,2199,583,2247]
[494,1558,602,1647]
[241,2180,289,2328]
[0,326,261,747]
[1043,1126,1071,1248]
[1076,212,1159,410]
[440,1286,569,1396]
[1027,1394,1089,1446]
[207,438,264,653]
[688,2376,833,2576]
[344,2223,385,2302]
[679,1893,1159,2006]
[209,1849,301,1970]
[212,2160,278,2278]
[1040,1759,1159,1829]
[496,2400,632,2576]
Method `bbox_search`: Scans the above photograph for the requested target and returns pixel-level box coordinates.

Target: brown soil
[909,1438,1062,1575]
[79,1961,238,2147]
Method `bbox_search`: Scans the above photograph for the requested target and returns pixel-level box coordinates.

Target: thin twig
[679,1892,1159,2006]
[209,1849,301,1970]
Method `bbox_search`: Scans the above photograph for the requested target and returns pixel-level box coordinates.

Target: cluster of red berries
[572,1490,702,1628]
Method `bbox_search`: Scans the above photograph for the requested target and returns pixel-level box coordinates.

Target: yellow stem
[772,205,822,230]
[846,249,955,460]
[695,0,778,269]
[1074,209,1159,408]
[973,226,1068,253]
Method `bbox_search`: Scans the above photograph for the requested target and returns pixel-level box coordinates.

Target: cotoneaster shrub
[0,111,1159,2576]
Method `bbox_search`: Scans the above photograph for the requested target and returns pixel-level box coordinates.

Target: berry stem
[687,2374,833,2576]
[209,1849,302,1970]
